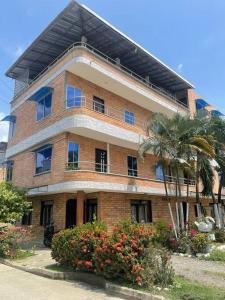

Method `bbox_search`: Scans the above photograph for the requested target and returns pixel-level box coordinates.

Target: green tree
[0,182,32,223]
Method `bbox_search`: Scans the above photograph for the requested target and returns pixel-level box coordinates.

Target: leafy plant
[214,229,225,243]
[0,182,32,223]
[190,233,209,254]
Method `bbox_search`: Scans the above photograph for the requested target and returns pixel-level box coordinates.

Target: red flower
[85,261,91,268]
[78,260,83,266]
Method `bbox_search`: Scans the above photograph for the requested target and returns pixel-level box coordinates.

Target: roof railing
[65,161,195,186]
[12,42,189,110]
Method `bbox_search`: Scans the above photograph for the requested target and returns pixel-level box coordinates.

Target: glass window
[66,85,82,108]
[67,142,79,169]
[36,93,52,121]
[124,110,134,125]
[40,201,53,226]
[127,156,137,177]
[84,199,97,223]
[131,200,152,223]
[93,96,105,113]
[6,161,14,181]
[9,121,16,139]
[36,146,52,174]
[156,164,164,181]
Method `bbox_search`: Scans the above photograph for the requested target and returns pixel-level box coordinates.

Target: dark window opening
[6,161,14,181]
[127,156,137,177]
[66,199,77,228]
[95,149,107,173]
[93,96,105,114]
[22,212,32,226]
[182,201,187,223]
[67,142,79,170]
[131,200,152,223]
[84,199,97,223]
[40,201,53,227]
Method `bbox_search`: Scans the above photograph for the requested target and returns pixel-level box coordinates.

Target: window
[124,110,134,125]
[131,200,152,223]
[155,164,164,181]
[66,85,82,107]
[36,93,52,121]
[95,149,107,173]
[84,199,97,223]
[9,121,16,139]
[93,96,105,113]
[127,156,137,177]
[40,201,53,226]
[68,142,79,169]
[35,146,52,174]
[6,161,14,181]
[22,212,32,226]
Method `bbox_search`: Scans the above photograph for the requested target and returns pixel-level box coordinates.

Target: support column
[107,143,110,173]
[77,191,85,225]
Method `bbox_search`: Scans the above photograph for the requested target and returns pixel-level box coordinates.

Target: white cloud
[0,112,9,142]
[177,63,183,72]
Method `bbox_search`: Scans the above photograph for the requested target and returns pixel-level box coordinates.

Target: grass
[201,249,225,262]
[10,250,35,260]
[45,263,74,272]
[203,270,225,280]
[163,276,225,300]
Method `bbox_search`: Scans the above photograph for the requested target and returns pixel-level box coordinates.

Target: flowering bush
[0,225,30,258]
[51,221,107,272]
[52,220,174,287]
[94,220,155,285]
[190,233,210,254]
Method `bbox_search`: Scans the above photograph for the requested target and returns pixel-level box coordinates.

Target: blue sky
[1,0,225,140]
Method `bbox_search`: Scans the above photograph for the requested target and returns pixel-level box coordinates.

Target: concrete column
[77,191,85,225]
[107,143,110,173]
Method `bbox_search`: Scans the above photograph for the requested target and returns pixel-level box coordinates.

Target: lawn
[163,276,225,300]
[201,249,225,262]
[10,250,35,260]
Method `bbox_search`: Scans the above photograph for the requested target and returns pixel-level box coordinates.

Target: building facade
[0,142,7,182]
[3,1,220,237]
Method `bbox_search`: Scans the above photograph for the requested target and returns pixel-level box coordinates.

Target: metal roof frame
[6,0,194,94]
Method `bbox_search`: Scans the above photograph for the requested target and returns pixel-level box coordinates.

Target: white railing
[66,97,147,131]
[13,42,189,110]
[65,161,196,186]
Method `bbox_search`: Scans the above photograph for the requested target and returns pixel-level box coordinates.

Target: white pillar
[107,143,110,173]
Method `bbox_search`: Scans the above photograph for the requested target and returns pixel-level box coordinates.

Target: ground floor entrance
[28,191,216,238]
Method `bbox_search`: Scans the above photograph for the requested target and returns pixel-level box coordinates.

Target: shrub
[190,233,209,254]
[51,221,107,272]
[0,225,30,258]
[141,246,175,288]
[214,229,225,243]
[94,221,155,285]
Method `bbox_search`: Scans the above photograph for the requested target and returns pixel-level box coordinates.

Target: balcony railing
[13,42,189,110]
[66,97,147,131]
[65,161,196,186]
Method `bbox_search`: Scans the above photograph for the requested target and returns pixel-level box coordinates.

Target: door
[95,149,107,172]
[66,199,77,228]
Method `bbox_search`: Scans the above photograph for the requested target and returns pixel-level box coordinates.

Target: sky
[1,0,225,141]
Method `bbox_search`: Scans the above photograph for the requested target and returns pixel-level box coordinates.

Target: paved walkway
[0,264,123,300]
[172,255,225,289]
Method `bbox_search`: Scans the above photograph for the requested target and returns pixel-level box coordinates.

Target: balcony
[66,96,147,133]
[65,161,196,186]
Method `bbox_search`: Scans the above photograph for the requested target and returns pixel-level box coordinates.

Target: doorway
[66,199,77,228]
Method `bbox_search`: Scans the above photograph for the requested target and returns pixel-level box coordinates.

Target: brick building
[2,1,222,237]
[0,142,7,182]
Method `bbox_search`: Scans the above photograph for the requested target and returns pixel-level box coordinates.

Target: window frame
[40,201,53,227]
[67,141,79,170]
[66,84,83,108]
[6,161,14,182]
[8,120,16,140]
[93,96,105,114]
[131,200,152,224]
[35,145,52,175]
[127,155,138,177]
[124,110,135,125]
[36,92,52,122]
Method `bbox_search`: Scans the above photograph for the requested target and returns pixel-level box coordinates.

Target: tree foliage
[0,182,32,223]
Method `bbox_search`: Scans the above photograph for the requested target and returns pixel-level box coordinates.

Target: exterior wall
[30,191,213,238]
[0,167,5,182]
[10,132,196,195]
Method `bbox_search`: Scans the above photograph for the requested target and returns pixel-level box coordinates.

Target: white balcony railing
[65,161,196,186]
[66,97,147,131]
